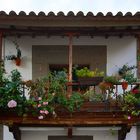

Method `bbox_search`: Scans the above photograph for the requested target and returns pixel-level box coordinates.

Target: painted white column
[125,126,137,140]
[3,126,14,140]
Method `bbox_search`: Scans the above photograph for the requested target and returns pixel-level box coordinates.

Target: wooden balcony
[0,81,140,140]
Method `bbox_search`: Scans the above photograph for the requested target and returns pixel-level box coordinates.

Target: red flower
[132,89,139,94]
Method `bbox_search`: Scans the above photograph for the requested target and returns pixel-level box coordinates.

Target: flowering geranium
[7,100,17,108]
[131,85,140,98]
[0,64,84,119]
[29,96,54,119]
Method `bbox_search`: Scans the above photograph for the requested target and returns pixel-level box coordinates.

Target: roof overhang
[0,11,140,37]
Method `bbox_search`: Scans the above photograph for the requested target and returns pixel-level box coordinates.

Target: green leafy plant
[76,67,104,78]
[104,75,119,84]
[60,92,83,112]
[83,90,104,102]
[122,91,140,117]
[118,64,137,84]
[0,68,26,115]
[25,71,84,118]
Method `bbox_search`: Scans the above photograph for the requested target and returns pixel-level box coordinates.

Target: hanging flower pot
[6,47,22,66]
[122,81,128,91]
[15,58,21,66]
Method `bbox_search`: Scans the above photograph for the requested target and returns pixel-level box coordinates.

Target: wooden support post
[9,125,21,140]
[65,32,79,98]
[65,33,74,98]
[68,127,73,138]
[137,36,140,78]
[68,34,73,83]
[0,32,3,62]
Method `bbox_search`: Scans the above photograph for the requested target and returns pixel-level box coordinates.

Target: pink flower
[43,102,48,105]
[7,100,17,108]
[44,110,49,115]
[38,97,42,101]
[38,115,44,119]
[128,116,131,120]
[40,110,45,114]
[38,104,41,107]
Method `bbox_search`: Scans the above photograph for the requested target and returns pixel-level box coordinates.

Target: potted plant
[0,66,27,116]
[118,64,137,84]
[75,67,104,85]
[122,91,140,117]
[6,47,22,66]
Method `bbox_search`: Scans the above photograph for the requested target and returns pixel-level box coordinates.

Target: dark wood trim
[0,111,139,126]
[0,125,3,140]
[0,27,140,37]
[9,125,21,140]
[0,32,2,61]
[0,16,140,28]
[137,36,140,78]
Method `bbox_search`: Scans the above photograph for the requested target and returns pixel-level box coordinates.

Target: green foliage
[0,61,7,86]
[0,68,25,115]
[123,71,137,84]
[48,71,68,94]
[83,90,104,102]
[118,64,137,84]
[66,92,84,112]
[122,92,140,117]
[124,92,138,104]
[104,76,119,84]
[76,67,104,78]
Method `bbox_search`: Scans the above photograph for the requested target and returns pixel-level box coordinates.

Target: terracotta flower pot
[15,58,21,66]
[122,81,128,90]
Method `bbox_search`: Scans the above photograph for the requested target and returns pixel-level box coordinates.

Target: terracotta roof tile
[29,11,36,16]
[38,11,46,16]
[106,12,113,16]
[57,11,65,17]
[96,12,104,16]
[18,11,26,16]
[67,11,75,17]
[124,12,132,17]
[0,11,7,15]
[9,11,17,16]
[76,11,84,17]
[47,11,55,16]
[0,10,139,18]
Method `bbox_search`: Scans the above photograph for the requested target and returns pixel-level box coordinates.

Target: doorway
[48,136,93,140]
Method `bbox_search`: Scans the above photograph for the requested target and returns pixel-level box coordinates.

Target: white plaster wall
[3,36,136,80]
[2,36,137,140]
[20,127,119,140]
